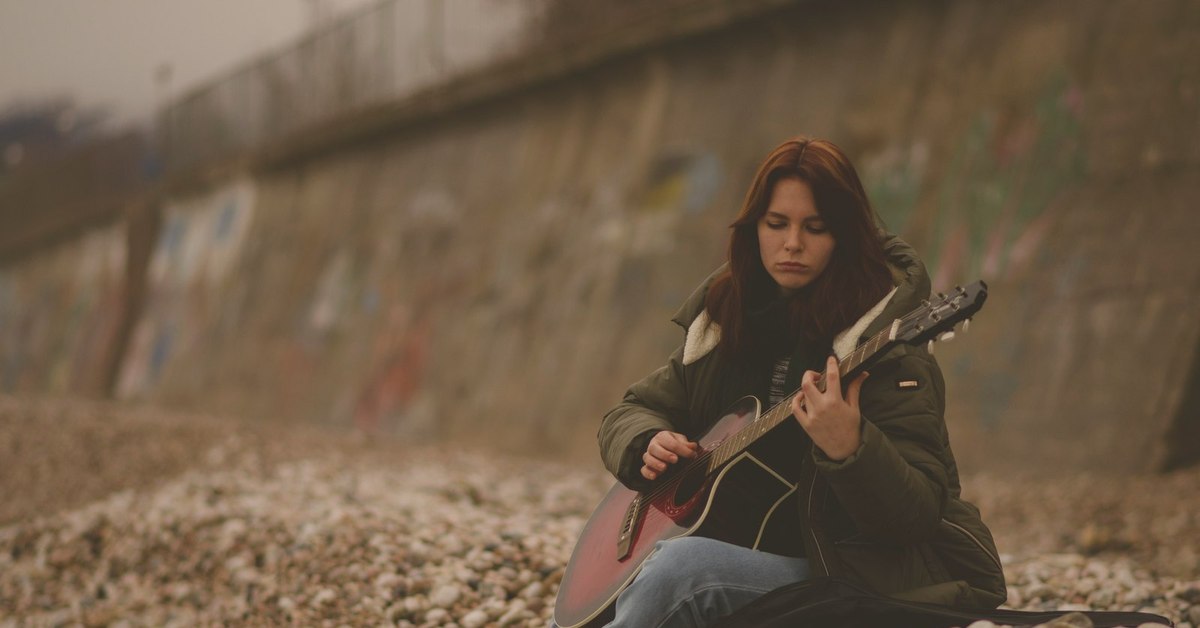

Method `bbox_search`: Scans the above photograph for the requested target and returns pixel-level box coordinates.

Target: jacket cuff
[618,429,660,491]
[811,415,869,470]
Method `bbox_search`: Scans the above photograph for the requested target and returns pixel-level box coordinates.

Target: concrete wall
[3,0,1198,474]
[0,226,127,396]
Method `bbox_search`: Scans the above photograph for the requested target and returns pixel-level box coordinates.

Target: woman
[596,137,1006,627]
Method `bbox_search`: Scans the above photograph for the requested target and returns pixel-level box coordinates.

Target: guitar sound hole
[672,464,706,507]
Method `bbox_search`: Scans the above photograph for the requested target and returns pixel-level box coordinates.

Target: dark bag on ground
[711,577,1173,627]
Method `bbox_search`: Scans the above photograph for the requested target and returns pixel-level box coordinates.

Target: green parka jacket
[597,236,1007,609]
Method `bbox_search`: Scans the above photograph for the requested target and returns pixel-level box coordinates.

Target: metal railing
[160,0,538,173]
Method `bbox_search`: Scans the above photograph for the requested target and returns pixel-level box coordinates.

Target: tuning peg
[937,331,956,342]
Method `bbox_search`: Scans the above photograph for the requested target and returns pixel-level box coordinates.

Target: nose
[784,228,804,252]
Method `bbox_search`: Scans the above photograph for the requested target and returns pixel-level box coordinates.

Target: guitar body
[553,396,808,628]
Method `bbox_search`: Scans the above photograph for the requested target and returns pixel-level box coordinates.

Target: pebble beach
[1,396,1197,627]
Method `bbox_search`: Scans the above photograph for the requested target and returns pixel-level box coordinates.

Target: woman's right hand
[641,431,700,481]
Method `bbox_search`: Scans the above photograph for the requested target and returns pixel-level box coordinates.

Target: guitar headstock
[894,281,987,349]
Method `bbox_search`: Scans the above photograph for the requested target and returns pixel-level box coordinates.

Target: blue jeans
[603,536,811,628]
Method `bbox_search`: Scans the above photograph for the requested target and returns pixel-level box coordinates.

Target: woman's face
[757,178,836,293]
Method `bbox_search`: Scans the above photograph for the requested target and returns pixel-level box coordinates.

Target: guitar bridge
[616,493,644,561]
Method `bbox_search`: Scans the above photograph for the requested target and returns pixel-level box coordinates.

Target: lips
[777,262,810,272]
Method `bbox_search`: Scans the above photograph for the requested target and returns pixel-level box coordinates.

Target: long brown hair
[706,137,893,359]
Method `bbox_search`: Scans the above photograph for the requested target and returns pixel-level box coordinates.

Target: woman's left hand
[792,355,868,461]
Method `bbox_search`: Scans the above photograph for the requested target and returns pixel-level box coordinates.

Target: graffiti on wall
[863,142,931,236]
[115,180,256,398]
[938,77,1085,428]
[344,188,464,434]
[928,82,1084,289]
[860,75,1086,428]
[626,151,722,255]
[341,150,727,437]
[614,150,724,311]
[351,304,434,434]
[0,227,127,395]
[863,75,1085,291]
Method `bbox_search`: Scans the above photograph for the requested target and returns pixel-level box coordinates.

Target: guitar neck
[703,319,899,473]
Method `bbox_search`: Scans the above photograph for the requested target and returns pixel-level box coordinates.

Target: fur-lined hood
[669,234,932,366]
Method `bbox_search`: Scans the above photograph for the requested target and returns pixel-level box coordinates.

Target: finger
[648,440,681,464]
[790,393,807,419]
[846,371,869,409]
[825,355,841,397]
[667,431,700,452]
[652,430,681,447]
[800,370,820,399]
[641,465,658,480]
[661,432,699,458]
[642,451,669,472]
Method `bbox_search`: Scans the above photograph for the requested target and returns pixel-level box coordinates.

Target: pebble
[0,397,1195,627]
[520,581,544,600]
[461,609,489,627]
[404,596,426,614]
[312,588,336,607]
[430,584,463,608]
[498,599,528,625]
[374,572,402,591]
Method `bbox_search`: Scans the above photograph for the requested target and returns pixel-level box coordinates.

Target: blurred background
[2,1,1199,625]
[3,0,1197,474]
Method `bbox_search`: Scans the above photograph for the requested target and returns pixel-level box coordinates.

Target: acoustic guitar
[553,282,988,628]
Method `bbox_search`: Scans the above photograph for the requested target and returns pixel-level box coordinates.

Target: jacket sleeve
[812,350,950,544]
[598,343,690,490]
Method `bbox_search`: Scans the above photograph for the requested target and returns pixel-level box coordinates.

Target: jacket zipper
[941,518,1003,572]
[807,472,829,574]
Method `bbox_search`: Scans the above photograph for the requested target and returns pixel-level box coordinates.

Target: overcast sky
[0,0,376,129]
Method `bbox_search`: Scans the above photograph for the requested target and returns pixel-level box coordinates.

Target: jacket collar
[674,234,931,365]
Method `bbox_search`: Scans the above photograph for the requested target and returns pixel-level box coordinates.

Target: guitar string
[634,298,965,506]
